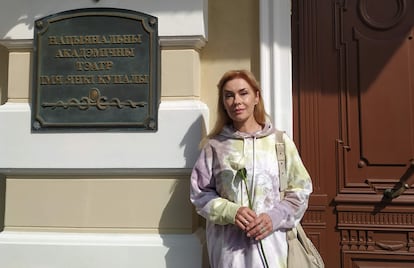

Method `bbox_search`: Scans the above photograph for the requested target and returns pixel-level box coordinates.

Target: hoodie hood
[218,121,275,139]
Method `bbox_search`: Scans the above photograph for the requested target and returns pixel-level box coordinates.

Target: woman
[190,70,312,268]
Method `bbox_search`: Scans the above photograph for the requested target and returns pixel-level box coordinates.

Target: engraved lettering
[96,74,149,84]
[76,61,114,71]
[47,35,142,45]
[55,48,135,58]
[97,75,111,84]
[131,74,149,83]
[65,75,95,84]
[48,36,58,45]
[40,75,64,85]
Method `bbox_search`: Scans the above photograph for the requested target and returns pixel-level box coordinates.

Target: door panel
[339,0,414,186]
[292,0,414,267]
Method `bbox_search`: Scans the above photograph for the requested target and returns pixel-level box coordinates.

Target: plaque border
[31,8,160,132]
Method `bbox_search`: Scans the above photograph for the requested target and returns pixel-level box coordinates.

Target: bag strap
[275,130,288,193]
[276,131,325,267]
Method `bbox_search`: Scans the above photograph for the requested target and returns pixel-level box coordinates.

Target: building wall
[0,0,259,267]
[201,0,260,129]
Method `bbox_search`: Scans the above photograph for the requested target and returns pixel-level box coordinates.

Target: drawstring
[251,136,257,205]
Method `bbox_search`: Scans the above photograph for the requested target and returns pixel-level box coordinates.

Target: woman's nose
[234,94,241,105]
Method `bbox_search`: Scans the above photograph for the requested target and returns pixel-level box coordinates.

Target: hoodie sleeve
[190,143,241,225]
[267,133,313,230]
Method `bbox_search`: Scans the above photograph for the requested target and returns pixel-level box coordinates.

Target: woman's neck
[233,121,262,134]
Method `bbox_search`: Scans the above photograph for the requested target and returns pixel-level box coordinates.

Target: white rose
[229,155,246,171]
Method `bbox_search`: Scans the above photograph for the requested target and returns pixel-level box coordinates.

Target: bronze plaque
[31,8,160,131]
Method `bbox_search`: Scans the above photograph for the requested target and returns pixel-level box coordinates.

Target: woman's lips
[233,108,244,114]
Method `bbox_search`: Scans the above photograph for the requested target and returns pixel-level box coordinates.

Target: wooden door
[291,0,414,267]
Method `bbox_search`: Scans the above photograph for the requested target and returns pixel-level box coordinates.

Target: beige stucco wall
[162,49,201,100]
[5,175,195,233]
[0,0,259,236]
[201,0,260,130]
[7,51,30,102]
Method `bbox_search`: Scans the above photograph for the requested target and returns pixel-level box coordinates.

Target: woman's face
[222,77,259,127]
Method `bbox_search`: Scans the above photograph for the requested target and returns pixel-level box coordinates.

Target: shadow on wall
[159,115,210,268]
[0,174,5,232]
[0,45,8,105]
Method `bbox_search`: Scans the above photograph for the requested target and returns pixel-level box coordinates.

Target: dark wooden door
[291,1,414,267]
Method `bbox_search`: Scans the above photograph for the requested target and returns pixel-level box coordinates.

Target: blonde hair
[202,70,268,145]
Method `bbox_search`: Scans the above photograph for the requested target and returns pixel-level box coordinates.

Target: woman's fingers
[246,213,273,240]
[235,207,257,230]
[235,208,272,240]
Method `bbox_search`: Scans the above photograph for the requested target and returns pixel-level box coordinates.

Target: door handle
[383,159,414,199]
[383,183,410,199]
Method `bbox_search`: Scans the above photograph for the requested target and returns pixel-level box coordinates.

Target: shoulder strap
[275,130,288,193]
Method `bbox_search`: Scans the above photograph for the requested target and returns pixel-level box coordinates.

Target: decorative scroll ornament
[41,88,147,110]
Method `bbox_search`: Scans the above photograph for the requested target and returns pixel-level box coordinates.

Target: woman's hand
[235,206,257,231]
[246,213,273,240]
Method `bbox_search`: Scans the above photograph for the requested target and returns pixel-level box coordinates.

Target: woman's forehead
[223,78,252,90]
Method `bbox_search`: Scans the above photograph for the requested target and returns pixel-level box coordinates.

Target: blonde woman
[190,70,313,268]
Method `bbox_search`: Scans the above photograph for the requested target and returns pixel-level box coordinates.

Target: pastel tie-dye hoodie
[190,122,313,268]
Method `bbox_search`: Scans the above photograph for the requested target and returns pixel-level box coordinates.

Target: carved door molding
[292,0,414,267]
